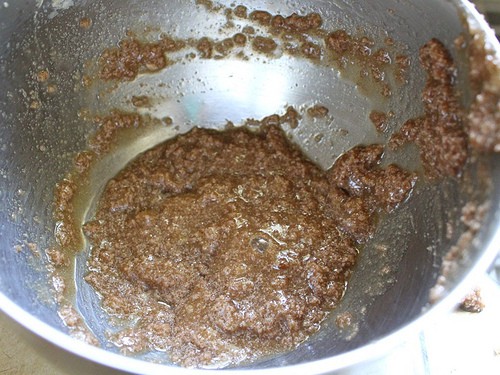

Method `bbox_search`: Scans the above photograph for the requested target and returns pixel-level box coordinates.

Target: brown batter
[390,39,468,178]
[99,36,185,80]
[82,124,414,367]
[459,289,484,313]
[369,110,390,133]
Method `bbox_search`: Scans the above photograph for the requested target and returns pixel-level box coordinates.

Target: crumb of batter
[300,41,322,60]
[369,110,389,133]
[246,107,301,129]
[280,106,301,128]
[459,289,484,313]
[131,95,152,108]
[270,12,322,33]
[232,33,247,46]
[307,105,329,118]
[36,69,49,82]
[163,116,173,126]
[215,38,236,56]
[252,36,278,54]
[47,84,57,94]
[242,25,255,35]
[233,5,248,19]
[196,37,214,59]
[249,10,272,26]
[79,17,92,29]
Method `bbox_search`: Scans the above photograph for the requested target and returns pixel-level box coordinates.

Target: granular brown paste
[390,39,468,178]
[459,289,484,313]
[82,125,414,367]
[99,36,184,80]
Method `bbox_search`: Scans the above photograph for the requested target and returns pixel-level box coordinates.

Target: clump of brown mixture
[99,36,185,80]
[390,38,468,178]
[459,289,484,313]
[83,124,414,367]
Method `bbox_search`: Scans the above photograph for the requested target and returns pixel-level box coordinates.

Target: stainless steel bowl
[0,0,499,374]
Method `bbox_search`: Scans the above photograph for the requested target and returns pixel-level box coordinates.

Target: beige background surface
[0,313,124,375]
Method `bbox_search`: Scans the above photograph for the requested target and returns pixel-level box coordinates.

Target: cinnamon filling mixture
[82,125,414,366]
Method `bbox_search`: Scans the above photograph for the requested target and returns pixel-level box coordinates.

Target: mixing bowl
[0,0,499,373]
